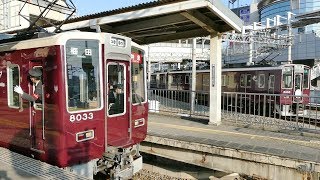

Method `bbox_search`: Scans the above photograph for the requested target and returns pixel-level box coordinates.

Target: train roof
[131,41,145,52]
[0,31,130,52]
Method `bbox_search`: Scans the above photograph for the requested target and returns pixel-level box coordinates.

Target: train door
[106,61,130,146]
[29,63,44,154]
[294,73,303,96]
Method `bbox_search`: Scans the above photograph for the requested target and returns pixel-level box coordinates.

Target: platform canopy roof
[40,0,243,44]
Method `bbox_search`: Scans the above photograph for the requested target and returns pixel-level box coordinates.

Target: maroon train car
[151,64,311,116]
[220,64,310,116]
[0,31,147,179]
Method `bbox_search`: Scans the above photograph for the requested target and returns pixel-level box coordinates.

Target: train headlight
[76,130,94,142]
[134,118,145,128]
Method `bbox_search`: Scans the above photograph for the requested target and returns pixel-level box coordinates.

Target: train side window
[269,75,275,89]
[151,75,156,82]
[246,74,252,87]
[160,75,165,84]
[222,75,226,86]
[258,74,265,88]
[178,75,183,84]
[240,74,245,87]
[172,75,177,84]
[131,56,146,104]
[185,75,189,84]
[7,65,21,109]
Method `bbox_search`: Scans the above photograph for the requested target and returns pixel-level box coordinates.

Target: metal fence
[148,89,320,133]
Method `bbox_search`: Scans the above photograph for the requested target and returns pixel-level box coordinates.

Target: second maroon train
[151,64,311,116]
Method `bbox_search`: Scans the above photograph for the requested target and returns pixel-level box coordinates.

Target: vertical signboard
[212,64,215,87]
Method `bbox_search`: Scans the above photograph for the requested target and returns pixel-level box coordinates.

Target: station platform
[147,113,320,162]
[0,147,89,180]
[145,113,320,179]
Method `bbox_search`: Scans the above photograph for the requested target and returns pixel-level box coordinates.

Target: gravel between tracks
[133,169,194,180]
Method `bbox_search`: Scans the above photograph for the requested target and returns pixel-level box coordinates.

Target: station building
[224,0,320,67]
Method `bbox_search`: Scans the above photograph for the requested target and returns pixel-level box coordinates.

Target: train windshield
[282,66,293,89]
[66,40,101,112]
[131,51,146,104]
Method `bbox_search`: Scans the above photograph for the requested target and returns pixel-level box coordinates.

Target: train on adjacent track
[151,63,311,116]
[0,31,148,179]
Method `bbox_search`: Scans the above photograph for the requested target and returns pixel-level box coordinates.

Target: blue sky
[72,0,152,16]
[72,0,251,16]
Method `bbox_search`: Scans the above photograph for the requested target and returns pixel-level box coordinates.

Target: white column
[147,46,151,89]
[209,33,222,125]
[287,12,293,64]
[191,38,197,113]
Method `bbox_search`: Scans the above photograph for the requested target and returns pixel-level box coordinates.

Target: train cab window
[258,74,265,88]
[66,39,101,112]
[303,68,310,88]
[131,53,146,104]
[7,65,20,109]
[108,63,125,115]
[282,66,293,89]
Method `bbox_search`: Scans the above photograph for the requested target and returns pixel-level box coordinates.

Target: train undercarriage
[66,145,143,179]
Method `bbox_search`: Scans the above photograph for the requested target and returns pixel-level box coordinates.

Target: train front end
[92,34,147,179]
[56,33,146,179]
[279,64,310,116]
